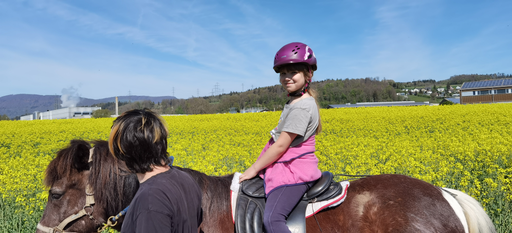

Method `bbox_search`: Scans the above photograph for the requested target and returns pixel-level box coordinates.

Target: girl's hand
[238,132,297,184]
[239,166,258,183]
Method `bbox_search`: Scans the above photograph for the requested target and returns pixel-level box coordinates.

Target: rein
[333,174,371,181]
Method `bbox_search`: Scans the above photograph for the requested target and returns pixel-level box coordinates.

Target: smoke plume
[61,87,81,108]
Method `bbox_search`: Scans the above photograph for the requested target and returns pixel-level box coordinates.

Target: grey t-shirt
[270,97,319,147]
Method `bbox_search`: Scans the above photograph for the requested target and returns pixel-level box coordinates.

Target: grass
[0,197,42,233]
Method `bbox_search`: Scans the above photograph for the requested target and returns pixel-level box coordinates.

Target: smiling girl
[239,42,322,233]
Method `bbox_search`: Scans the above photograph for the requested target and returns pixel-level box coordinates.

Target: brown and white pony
[37,140,496,233]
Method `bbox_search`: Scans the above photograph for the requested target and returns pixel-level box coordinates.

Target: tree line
[3,73,509,120]
[103,73,509,116]
[447,73,512,84]
[92,78,398,116]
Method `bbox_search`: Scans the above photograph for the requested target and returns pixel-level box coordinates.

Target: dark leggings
[263,184,309,233]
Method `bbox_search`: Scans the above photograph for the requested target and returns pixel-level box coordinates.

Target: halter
[37,148,97,233]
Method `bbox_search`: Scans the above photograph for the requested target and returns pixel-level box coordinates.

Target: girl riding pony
[239,42,323,233]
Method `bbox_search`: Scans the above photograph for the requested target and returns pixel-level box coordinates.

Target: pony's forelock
[44,140,91,187]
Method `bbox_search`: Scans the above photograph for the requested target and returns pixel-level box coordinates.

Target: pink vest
[258,135,322,195]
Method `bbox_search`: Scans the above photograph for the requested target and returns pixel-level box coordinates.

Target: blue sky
[1,0,511,99]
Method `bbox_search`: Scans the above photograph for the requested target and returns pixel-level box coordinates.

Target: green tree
[430,92,437,101]
[0,114,10,121]
[175,106,185,114]
[440,99,455,105]
[92,109,112,118]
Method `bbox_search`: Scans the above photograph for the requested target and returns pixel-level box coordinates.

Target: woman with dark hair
[109,109,202,233]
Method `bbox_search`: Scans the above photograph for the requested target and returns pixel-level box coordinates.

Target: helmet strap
[287,82,309,97]
[286,66,312,97]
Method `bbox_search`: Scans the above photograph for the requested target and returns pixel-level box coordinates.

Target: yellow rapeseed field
[0,103,511,232]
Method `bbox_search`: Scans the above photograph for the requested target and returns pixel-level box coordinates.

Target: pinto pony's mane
[44,140,139,219]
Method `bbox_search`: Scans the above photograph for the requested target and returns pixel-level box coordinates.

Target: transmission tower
[214,83,220,95]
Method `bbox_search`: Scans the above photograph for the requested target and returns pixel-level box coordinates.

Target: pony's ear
[70,140,91,172]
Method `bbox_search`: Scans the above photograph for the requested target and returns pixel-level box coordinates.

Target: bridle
[37,148,97,233]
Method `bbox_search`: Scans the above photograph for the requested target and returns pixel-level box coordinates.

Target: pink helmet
[273,42,317,73]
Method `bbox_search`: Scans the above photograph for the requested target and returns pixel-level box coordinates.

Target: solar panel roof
[461,79,512,90]
[504,79,512,86]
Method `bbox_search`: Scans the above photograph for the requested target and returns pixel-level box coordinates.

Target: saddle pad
[306,181,349,218]
[230,173,350,222]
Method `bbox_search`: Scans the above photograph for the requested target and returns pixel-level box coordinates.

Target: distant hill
[0,94,176,119]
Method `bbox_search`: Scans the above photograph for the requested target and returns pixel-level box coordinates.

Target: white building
[20,107,101,120]
[20,114,34,121]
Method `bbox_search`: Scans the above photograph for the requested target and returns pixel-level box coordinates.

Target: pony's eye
[50,192,63,200]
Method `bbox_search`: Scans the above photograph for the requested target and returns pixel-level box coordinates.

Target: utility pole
[54,94,59,110]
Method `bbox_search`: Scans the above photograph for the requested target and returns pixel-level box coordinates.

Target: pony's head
[37,140,139,233]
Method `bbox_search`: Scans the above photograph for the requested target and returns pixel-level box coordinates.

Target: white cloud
[2,0,510,99]
[0,0,289,98]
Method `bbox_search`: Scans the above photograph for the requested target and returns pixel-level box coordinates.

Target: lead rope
[97,206,130,232]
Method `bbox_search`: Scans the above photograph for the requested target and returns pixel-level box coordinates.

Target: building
[20,107,101,120]
[460,79,512,104]
[240,107,268,113]
[327,101,430,108]
[439,98,461,105]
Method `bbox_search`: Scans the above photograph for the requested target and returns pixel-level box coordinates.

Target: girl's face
[280,70,307,93]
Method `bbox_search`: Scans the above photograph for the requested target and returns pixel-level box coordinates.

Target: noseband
[37,148,97,233]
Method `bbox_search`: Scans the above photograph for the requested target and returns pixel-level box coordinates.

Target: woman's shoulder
[141,169,201,197]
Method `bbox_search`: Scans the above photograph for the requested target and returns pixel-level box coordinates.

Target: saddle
[234,171,345,233]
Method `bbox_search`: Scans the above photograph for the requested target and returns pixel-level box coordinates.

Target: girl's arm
[239,131,297,183]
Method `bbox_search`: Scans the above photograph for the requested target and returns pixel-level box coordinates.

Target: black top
[121,167,203,233]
